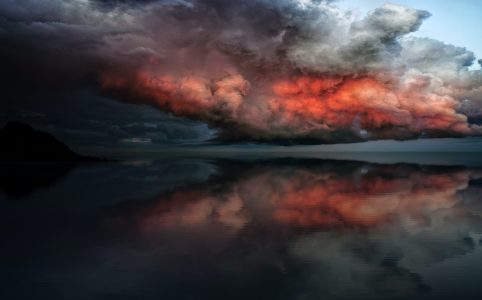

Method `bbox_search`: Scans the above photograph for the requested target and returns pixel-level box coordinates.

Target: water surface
[2,157,482,299]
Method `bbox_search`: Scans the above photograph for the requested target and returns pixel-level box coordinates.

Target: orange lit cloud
[100,70,473,142]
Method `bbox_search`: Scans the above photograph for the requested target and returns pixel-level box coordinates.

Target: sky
[339,0,482,64]
[1,0,482,154]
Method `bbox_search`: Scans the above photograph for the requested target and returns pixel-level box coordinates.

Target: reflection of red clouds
[268,170,469,228]
[108,164,473,232]
[135,189,248,232]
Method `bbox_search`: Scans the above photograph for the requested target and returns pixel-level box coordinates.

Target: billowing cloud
[1,0,482,143]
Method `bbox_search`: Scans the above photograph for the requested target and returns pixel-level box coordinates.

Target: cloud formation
[1,0,482,143]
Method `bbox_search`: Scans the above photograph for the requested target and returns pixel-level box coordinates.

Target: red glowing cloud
[99,69,472,142]
[88,1,482,143]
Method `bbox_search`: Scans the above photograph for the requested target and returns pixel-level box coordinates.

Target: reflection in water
[2,159,482,299]
[107,161,476,230]
[0,163,75,199]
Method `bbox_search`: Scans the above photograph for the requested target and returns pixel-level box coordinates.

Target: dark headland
[0,121,99,161]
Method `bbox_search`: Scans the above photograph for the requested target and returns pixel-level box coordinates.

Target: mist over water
[2,156,482,299]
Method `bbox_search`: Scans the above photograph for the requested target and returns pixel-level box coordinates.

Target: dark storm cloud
[0,89,214,151]
[1,0,482,145]
[0,0,216,148]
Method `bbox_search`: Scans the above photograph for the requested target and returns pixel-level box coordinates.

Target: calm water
[2,157,482,299]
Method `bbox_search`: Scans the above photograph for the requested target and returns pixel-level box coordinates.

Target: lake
[2,155,482,299]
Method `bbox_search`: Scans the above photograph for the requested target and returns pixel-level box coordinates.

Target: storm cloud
[1,0,482,143]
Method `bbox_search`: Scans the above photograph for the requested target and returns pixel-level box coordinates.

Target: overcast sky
[1,0,481,155]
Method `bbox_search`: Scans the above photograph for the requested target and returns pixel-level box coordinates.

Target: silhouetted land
[0,121,98,161]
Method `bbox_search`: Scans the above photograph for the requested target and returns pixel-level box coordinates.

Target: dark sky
[1,0,482,154]
[0,87,215,152]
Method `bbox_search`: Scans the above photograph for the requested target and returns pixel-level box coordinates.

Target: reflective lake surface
[2,156,482,299]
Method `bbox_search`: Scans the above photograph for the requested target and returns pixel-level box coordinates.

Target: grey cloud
[356,3,431,37]
[287,2,431,72]
[0,89,215,153]
[400,37,482,102]
[1,0,482,144]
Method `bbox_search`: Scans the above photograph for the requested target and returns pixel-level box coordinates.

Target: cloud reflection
[3,159,482,299]
[107,160,479,231]
[101,159,482,299]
